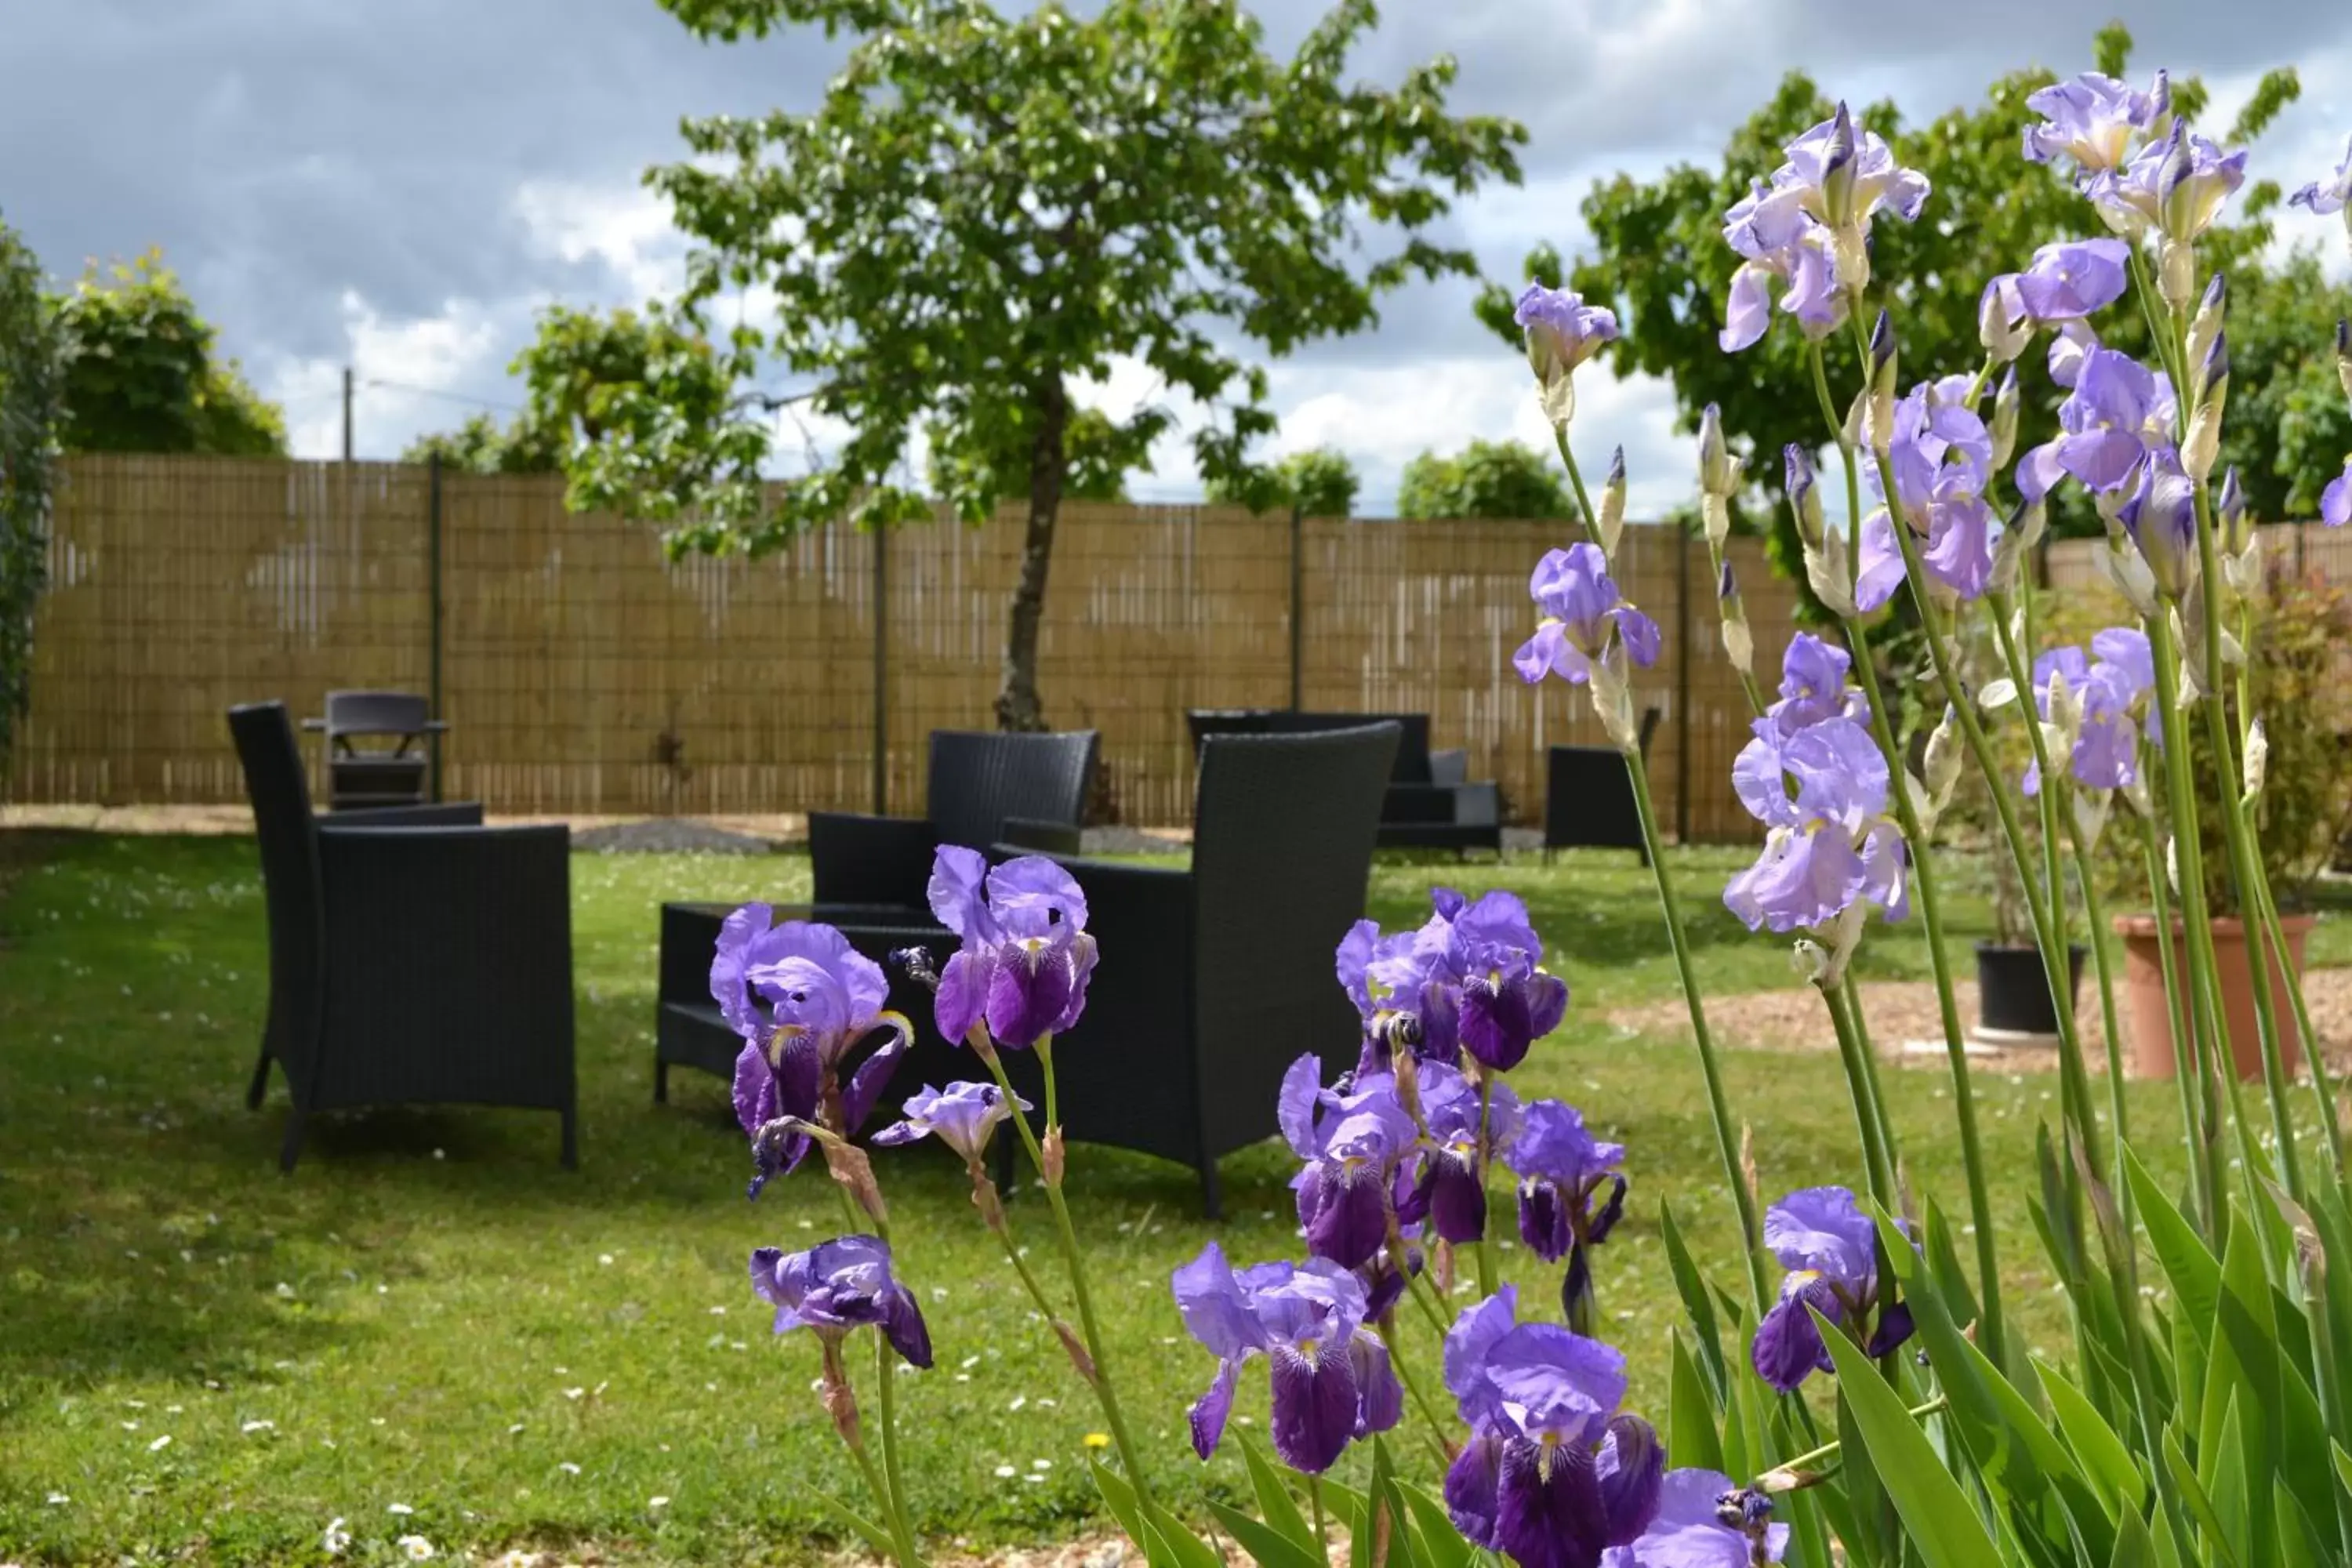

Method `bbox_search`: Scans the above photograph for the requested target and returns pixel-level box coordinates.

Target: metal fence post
[873,521,889,816]
[1288,502,1305,711]
[427,454,445,804]
[1673,525,1692,845]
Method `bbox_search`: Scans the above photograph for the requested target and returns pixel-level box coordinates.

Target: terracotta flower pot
[2112,913,2315,1081]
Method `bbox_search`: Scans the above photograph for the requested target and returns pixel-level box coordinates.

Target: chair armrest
[808,811,937,908]
[1428,748,1469,786]
[301,717,328,732]
[998,816,1083,855]
[322,801,485,827]
[314,825,575,1109]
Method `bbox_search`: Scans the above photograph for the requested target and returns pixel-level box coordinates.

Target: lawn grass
[0,829,2328,1564]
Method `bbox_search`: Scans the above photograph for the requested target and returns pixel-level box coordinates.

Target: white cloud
[265,292,520,459]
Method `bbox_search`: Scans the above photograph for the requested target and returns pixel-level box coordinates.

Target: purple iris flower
[1751,1188,1912,1394]
[1725,717,1907,935]
[1515,543,1664,687]
[713,907,908,1196]
[1979,238,2129,340]
[1780,104,1932,233]
[869,1080,1030,1166]
[1505,1101,1627,1265]
[1719,221,1845,352]
[2016,348,2178,502]
[2292,134,2352,216]
[750,1234,933,1368]
[1413,1060,1525,1245]
[2022,71,2167,176]
[2325,457,2351,529]
[1857,384,2000,607]
[1443,1289,1664,1568]
[2115,446,2200,598]
[1172,1243,1403,1474]
[1279,1055,1421,1269]
[2021,647,2143,797]
[1766,633,1863,735]
[1517,285,1621,382]
[927,847,1098,1051]
[1600,1469,1791,1568]
[1337,916,1443,1069]
[2090,118,2247,241]
[1434,890,1571,1073]
[2049,321,2099,389]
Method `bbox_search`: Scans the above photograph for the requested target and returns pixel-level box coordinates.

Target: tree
[935,407,1146,506]
[53,251,286,456]
[1474,26,2311,596]
[1,212,67,774]
[400,411,563,474]
[1205,445,1360,516]
[540,0,1523,729]
[1395,438,1570,520]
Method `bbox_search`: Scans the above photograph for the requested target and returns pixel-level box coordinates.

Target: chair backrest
[1188,723,1399,1154]
[924,729,1100,850]
[325,689,430,738]
[227,702,325,1096]
[1185,710,1432,782]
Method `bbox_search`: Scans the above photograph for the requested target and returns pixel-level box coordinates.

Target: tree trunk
[994,379,1067,733]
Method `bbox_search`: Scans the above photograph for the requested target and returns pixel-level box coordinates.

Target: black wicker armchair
[808,728,1100,917]
[1543,707,1664,862]
[1007,721,1399,1216]
[300,689,446,809]
[230,702,576,1171]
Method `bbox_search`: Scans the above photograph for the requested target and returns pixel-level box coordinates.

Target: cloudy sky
[3,0,2347,515]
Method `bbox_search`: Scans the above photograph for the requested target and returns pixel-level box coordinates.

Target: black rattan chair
[302,690,446,810]
[1007,722,1399,1215]
[1543,707,1664,862]
[230,701,576,1171]
[808,728,1100,916]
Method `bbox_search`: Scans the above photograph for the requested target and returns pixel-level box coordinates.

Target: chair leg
[559,1104,579,1170]
[1198,1156,1224,1221]
[992,1126,1018,1196]
[653,1058,670,1105]
[245,1046,274,1110]
[278,1108,308,1174]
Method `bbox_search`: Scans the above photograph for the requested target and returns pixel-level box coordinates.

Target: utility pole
[342,366,354,461]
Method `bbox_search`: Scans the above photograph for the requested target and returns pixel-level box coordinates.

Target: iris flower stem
[1552,426,1600,543]
[1377,1315,1456,1461]
[1473,1082,1500,1297]
[1619,739,1773,1312]
[822,1185,922,1565]
[2143,805,2221,1236]
[983,1196,1071,1337]
[1863,449,2100,1171]
[1403,1262,1454,1341]
[1769,1396,1951,1476]
[1984,594,2108,1178]
[840,1401,922,1568]
[2172,336,2306,1203]
[978,1044,1155,1509]
[1821,982,1895,1209]
[1308,1474,1328,1558]
[1832,602,2005,1366]
[2067,826,2134,1175]
[2224,593,2338,1173]
[1838,972,1901,1185]
[2146,610,2267,1200]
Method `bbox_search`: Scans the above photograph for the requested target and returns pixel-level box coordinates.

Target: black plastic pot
[1974,942,2087,1036]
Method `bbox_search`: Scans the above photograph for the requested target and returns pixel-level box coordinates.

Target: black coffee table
[654,900,966,1110]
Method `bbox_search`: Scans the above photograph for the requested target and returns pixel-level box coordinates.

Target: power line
[360,377,523,415]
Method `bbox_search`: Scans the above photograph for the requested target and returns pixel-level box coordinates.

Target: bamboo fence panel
[13,456,1813,839]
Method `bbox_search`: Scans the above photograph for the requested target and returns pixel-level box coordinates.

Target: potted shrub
[2111,561,2351,1078]
[1977,826,2087,1040]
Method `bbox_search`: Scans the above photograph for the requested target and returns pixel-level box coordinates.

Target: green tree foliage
[0,212,68,774]
[934,407,1143,506]
[1205,445,1360,516]
[53,251,286,457]
[399,411,563,474]
[539,0,1523,728]
[1474,27,2322,598]
[1395,438,1570,520]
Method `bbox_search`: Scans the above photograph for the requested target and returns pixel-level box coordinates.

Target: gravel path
[1609,968,2352,1074]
